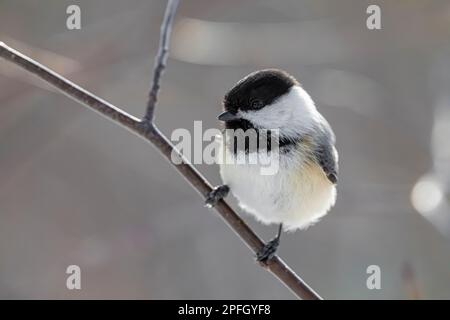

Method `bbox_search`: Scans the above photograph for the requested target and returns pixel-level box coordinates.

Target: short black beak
[217,111,240,122]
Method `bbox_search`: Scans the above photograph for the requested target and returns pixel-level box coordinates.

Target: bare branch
[143,0,180,123]
[0,1,322,300]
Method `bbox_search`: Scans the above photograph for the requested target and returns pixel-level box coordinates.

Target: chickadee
[205,69,338,262]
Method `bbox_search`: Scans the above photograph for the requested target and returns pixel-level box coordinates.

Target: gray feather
[313,118,338,184]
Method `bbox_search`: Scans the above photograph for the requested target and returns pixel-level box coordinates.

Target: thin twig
[143,0,179,123]
[0,1,322,300]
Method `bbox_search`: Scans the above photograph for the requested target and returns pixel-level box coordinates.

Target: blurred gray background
[1,0,450,299]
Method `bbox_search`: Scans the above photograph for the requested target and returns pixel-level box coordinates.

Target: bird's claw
[256,237,280,262]
[205,185,230,208]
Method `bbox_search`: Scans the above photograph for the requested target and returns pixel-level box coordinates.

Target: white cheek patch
[239,86,321,139]
[239,103,290,129]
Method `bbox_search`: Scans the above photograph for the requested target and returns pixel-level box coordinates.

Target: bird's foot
[256,237,280,263]
[205,185,230,208]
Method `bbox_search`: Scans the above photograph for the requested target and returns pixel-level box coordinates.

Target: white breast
[219,144,336,231]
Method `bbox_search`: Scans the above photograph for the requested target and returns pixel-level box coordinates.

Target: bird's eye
[250,99,263,109]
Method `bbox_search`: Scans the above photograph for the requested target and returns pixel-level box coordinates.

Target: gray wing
[313,120,338,184]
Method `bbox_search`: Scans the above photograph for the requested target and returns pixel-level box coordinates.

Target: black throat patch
[224,125,299,155]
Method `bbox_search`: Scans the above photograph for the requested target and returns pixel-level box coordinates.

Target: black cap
[223,69,298,114]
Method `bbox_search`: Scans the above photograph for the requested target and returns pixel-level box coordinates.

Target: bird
[205,69,338,262]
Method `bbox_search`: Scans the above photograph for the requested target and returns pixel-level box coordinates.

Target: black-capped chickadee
[205,69,338,262]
